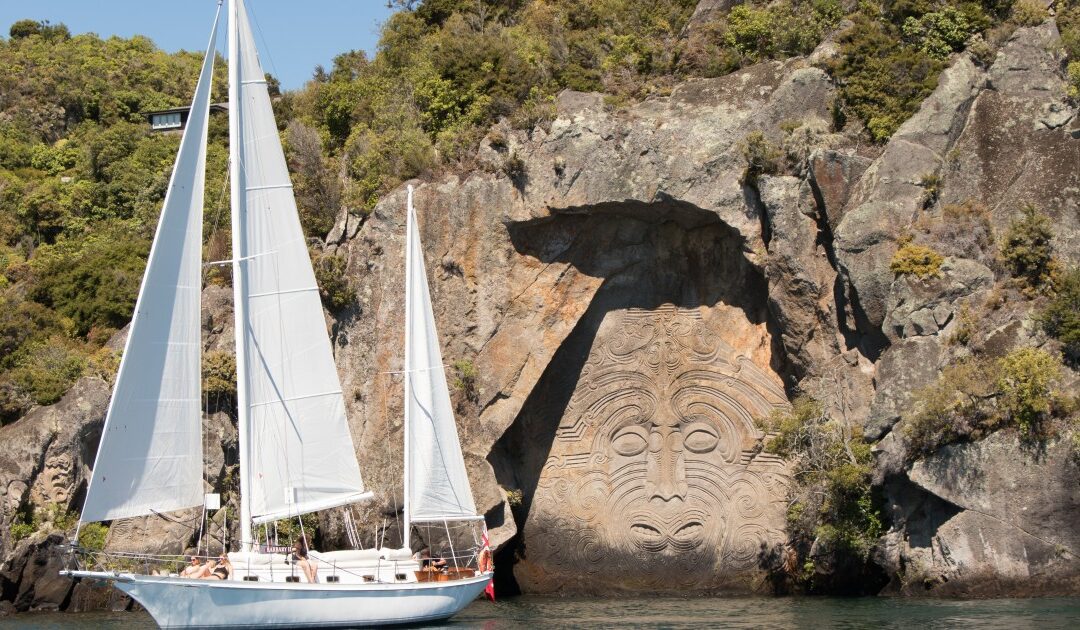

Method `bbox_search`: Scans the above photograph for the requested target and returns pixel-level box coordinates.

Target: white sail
[404,186,479,525]
[228,0,369,529]
[80,6,221,523]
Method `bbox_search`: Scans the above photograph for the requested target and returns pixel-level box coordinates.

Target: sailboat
[62,1,492,626]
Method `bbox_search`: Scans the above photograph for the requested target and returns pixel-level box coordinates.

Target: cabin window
[151,112,182,129]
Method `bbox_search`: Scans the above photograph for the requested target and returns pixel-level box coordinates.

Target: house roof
[144,103,229,117]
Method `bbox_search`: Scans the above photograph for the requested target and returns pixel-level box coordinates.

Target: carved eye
[683,422,719,453]
[611,426,649,456]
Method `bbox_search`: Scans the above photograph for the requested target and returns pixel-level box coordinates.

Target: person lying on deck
[180,556,214,579]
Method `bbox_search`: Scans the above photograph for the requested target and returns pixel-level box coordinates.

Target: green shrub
[902,7,977,59]
[996,347,1060,437]
[829,16,945,142]
[1039,267,1080,364]
[452,359,478,403]
[11,521,35,541]
[740,131,782,184]
[313,254,356,312]
[9,336,86,406]
[905,348,1065,455]
[77,522,109,552]
[29,223,150,337]
[905,357,999,455]
[1010,0,1048,26]
[1068,62,1080,100]
[202,351,237,400]
[1000,204,1054,288]
[758,396,882,583]
[890,241,944,278]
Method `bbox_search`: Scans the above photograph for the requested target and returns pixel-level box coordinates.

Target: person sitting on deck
[202,554,232,580]
[414,547,447,571]
[291,539,318,583]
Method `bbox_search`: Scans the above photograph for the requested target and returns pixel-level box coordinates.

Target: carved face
[525,307,790,589]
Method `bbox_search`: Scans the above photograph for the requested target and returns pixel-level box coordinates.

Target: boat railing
[309,545,484,584]
[64,543,487,584]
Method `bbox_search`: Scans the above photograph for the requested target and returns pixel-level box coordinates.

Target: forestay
[80,5,221,523]
[229,0,369,526]
[404,186,479,523]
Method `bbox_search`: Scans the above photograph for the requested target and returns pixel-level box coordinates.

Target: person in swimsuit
[202,554,231,580]
[292,539,317,583]
[180,556,207,578]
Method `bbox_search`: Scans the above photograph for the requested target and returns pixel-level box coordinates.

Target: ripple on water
[7,596,1080,629]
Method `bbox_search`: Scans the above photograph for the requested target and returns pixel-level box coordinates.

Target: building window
[151,112,182,129]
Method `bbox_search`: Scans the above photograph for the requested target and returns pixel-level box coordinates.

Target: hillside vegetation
[1,0,1077,424]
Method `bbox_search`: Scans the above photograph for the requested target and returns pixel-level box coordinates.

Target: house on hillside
[145,103,228,133]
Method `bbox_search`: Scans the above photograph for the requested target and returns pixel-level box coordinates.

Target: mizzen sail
[404,185,479,524]
[80,4,221,523]
[228,0,368,528]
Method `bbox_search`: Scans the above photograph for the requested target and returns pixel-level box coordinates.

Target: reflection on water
[8,596,1080,629]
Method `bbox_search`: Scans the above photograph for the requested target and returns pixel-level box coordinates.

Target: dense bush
[905,347,1065,455]
[202,351,237,400]
[829,13,945,142]
[313,254,356,312]
[758,397,882,590]
[1000,204,1055,288]
[1040,267,1080,364]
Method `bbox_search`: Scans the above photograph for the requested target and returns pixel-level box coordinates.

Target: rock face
[0,378,107,610]
[880,433,1080,596]
[0,286,237,612]
[3,14,1080,608]
[508,307,790,593]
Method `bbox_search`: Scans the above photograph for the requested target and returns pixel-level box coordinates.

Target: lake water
[7,595,1080,629]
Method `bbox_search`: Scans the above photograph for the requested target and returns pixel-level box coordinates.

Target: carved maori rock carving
[520,306,791,592]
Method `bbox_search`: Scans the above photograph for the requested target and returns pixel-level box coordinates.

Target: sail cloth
[229,0,369,526]
[404,186,480,523]
[80,5,222,523]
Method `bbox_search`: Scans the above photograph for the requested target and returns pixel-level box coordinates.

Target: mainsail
[80,5,221,523]
[403,186,479,525]
[227,0,369,532]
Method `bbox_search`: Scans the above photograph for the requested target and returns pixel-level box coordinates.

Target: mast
[227,0,253,550]
[402,185,414,546]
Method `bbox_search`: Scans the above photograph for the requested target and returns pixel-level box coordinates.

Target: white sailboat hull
[66,571,491,628]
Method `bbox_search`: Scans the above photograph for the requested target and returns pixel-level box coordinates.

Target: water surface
[8,595,1080,629]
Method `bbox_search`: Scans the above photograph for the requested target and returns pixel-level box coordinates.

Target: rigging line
[207,150,230,254]
[245,0,281,88]
[379,364,450,375]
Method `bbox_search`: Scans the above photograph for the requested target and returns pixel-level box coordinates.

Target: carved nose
[646,426,687,502]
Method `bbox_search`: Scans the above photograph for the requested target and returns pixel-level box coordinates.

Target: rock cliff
[2,17,1079,611]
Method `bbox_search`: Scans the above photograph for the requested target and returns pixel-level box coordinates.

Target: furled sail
[80,5,221,523]
[404,186,479,524]
[228,0,369,527]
